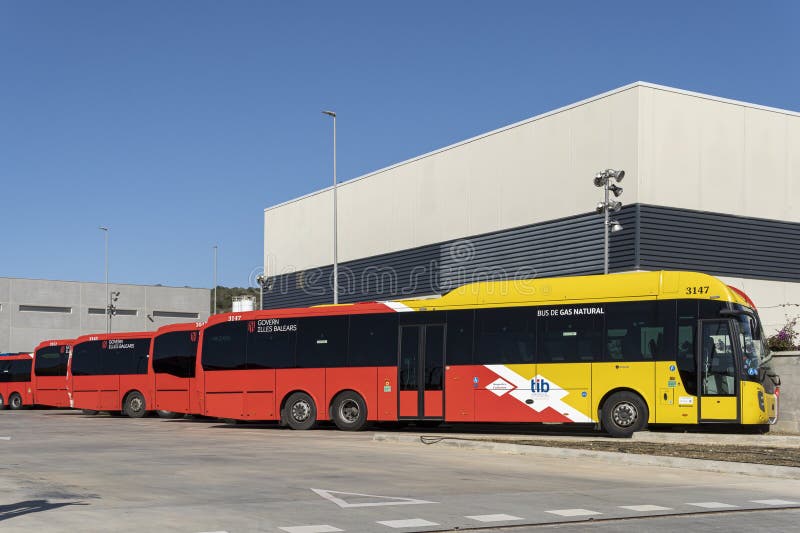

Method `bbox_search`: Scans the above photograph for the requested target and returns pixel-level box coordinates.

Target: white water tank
[232,295,256,312]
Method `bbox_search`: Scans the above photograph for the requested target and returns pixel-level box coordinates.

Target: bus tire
[81,409,99,415]
[601,391,648,438]
[157,410,183,419]
[0,394,5,410]
[284,392,317,430]
[8,393,23,410]
[331,391,368,431]
[123,391,147,418]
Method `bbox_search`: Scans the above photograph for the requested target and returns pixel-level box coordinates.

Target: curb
[373,433,800,480]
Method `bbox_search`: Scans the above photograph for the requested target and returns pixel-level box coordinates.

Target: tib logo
[247,321,256,333]
[190,331,198,342]
[531,377,550,393]
[101,340,108,349]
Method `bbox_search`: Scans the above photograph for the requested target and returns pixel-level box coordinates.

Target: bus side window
[604,301,675,362]
[201,321,247,371]
[347,314,397,367]
[445,310,474,365]
[474,307,535,364]
[538,312,602,363]
[296,316,348,368]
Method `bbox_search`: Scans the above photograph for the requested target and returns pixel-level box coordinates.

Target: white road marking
[751,499,799,506]
[545,509,602,517]
[619,504,673,512]
[279,526,343,533]
[687,502,738,509]
[311,488,435,508]
[465,514,523,522]
[377,519,439,528]
[0,437,11,441]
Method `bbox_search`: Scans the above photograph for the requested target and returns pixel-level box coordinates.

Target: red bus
[0,353,34,410]
[68,332,154,417]
[32,339,74,408]
[149,322,203,417]
[190,271,777,436]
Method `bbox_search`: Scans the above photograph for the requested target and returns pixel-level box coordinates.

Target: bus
[68,331,154,417]
[32,339,74,408]
[191,271,779,437]
[0,353,34,410]
[149,321,204,417]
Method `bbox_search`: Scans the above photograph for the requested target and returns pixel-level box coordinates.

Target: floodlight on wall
[610,220,624,233]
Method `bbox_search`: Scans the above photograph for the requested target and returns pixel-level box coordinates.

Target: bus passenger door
[697,320,739,422]
[398,325,444,420]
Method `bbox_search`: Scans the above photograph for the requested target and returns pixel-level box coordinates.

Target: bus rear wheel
[123,391,147,418]
[601,391,648,438]
[332,391,368,431]
[0,395,5,410]
[8,393,23,410]
[284,392,317,430]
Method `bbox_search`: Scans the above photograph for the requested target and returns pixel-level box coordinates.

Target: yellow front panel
[654,361,697,424]
[700,396,737,420]
[740,380,770,425]
[592,362,655,423]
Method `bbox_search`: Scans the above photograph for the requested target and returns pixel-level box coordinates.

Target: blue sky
[1,1,797,288]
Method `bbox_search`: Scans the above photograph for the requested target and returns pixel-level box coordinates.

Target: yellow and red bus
[191,271,778,437]
[149,321,204,417]
[32,339,74,408]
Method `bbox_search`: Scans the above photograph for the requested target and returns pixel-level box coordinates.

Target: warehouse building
[0,277,210,352]
[262,82,799,334]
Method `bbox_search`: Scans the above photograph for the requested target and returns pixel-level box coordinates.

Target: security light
[609,201,622,212]
[595,202,605,214]
[610,220,624,232]
[605,169,625,182]
[609,184,623,197]
[593,174,606,187]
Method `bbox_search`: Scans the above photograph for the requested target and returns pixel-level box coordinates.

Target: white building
[262,82,800,334]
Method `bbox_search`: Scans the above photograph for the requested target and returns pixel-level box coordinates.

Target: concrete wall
[772,354,800,434]
[0,277,210,352]
[638,85,800,223]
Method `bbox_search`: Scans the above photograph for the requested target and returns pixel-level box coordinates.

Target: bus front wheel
[284,392,317,430]
[8,393,23,410]
[0,394,5,410]
[331,391,368,431]
[601,391,648,438]
[123,391,147,418]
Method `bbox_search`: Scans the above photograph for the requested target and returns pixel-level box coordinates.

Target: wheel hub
[612,401,637,427]
[130,397,143,412]
[292,400,311,422]
[339,399,359,423]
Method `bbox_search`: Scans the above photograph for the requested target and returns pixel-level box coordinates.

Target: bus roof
[154,321,205,335]
[204,271,751,327]
[72,331,155,345]
[33,339,75,352]
[0,352,33,360]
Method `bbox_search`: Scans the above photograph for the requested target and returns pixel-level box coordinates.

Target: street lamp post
[99,226,109,333]
[322,110,338,305]
[213,245,218,314]
[593,169,625,274]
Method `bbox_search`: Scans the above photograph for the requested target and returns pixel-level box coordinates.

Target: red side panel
[242,369,277,419]
[203,370,253,419]
[72,375,120,411]
[119,375,152,410]
[154,373,192,413]
[444,366,474,422]
[325,367,377,420]
[33,376,71,407]
[399,391,417,417]
[376,367,397,421]
[424,391,443,418]
[276,368,325,420]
